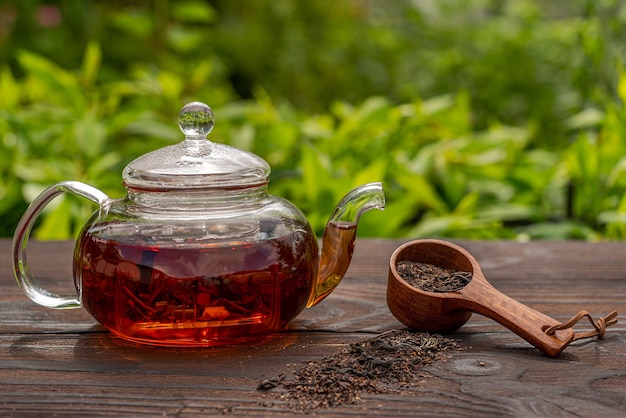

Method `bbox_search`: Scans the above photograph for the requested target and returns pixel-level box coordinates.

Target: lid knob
[178,102,215,138]
[123,100,270,192]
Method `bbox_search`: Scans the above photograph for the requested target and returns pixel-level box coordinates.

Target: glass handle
[12,181,109,309]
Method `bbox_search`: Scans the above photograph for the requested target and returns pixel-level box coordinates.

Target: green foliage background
[1,0,626,240]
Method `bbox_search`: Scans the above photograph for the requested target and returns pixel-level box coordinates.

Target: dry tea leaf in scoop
[387,239,618,357]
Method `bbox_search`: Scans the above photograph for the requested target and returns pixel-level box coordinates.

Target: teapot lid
[123,102,270,190]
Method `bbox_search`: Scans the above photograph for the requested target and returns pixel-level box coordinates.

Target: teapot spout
[307,182,385,307]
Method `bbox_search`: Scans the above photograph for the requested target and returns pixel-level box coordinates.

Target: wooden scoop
[387,239,575,357]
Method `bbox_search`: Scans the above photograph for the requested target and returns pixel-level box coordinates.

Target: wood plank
[0,239,624,416]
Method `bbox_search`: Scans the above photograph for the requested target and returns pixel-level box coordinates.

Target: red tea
[74,221,319,346]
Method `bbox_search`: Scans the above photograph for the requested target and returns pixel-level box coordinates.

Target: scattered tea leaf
[277,330,463,410]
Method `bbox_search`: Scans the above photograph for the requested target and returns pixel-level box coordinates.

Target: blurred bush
[1,0,626,240]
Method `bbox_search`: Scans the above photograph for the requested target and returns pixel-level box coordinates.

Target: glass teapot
[12,102,385,347]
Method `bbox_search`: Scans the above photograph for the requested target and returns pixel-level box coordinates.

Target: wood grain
[0,238,624,416]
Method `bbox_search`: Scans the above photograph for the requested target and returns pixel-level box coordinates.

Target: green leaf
[454,192,479,215]
[17,50,82,106]
[110,10,153,38]
[86,152,122,179]
[516,221,599,240]
[393,168,447,212]
[477,203,537,223]
[172,1,216,23]
[32,196,72,240]
[0,66,19,109]
[74,112,107,157]
[420,94,455,115]
[618,69,626,106]
[81,41,102,88]
[352,158,387,188]
[300,144,329,202]
[356,196,414,237]
[565,108,605,130]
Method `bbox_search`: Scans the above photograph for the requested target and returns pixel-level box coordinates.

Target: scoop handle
[459,278,575,357]
[12,181,109,309]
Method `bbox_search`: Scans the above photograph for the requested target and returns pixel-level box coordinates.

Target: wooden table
[1,239,624,416]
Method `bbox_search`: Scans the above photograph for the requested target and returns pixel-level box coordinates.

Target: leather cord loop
[544,310,618,342]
